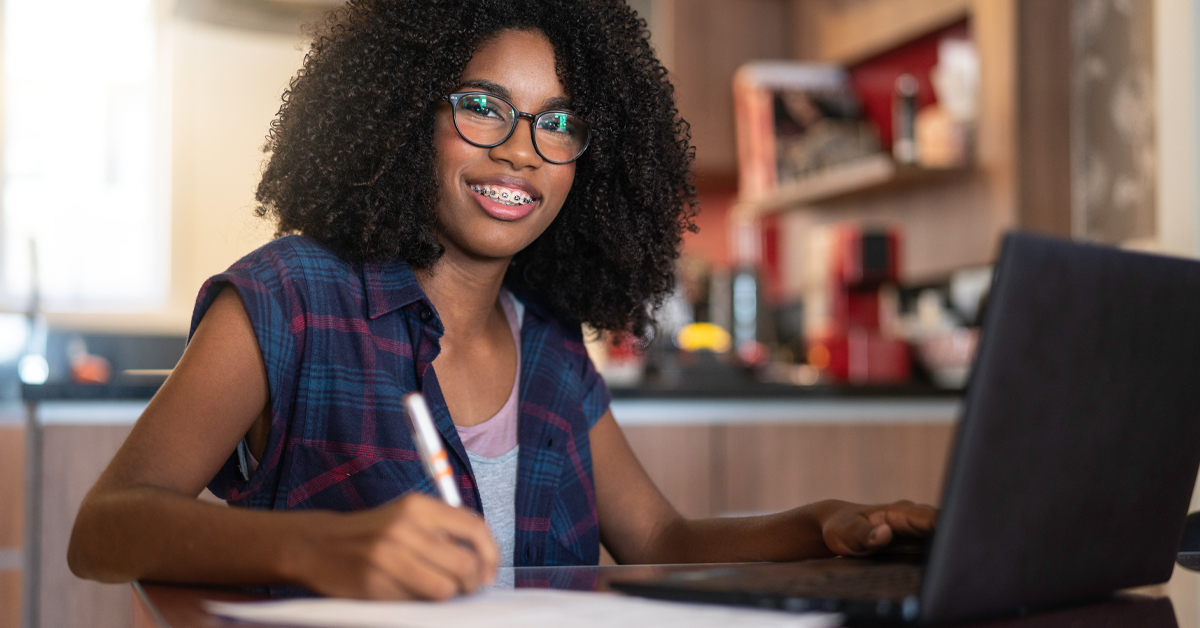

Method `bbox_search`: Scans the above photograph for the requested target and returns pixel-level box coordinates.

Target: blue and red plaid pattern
[191,236,611,566]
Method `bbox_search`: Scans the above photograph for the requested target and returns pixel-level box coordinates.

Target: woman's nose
[489,117,542,169]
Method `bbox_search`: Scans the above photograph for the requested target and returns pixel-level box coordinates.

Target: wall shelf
[735,153,969,218]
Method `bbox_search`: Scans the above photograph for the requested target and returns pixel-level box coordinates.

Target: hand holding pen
[287,394,497,600]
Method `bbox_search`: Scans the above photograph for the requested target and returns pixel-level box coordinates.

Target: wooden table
[130,563,1200,628]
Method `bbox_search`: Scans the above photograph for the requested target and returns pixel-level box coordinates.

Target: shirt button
[419,307,432,322]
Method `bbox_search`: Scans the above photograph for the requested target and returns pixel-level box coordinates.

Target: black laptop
[611,233,1200,624]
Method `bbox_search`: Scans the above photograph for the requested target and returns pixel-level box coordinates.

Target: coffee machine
[803,223,909,384]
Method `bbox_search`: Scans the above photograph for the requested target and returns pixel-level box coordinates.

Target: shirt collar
[362,258,558,326]
[362,259,429,319]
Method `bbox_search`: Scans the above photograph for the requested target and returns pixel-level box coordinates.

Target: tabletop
[130,562,1200,628]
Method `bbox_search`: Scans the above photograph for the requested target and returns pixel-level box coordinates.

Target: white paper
[205,588,842,628]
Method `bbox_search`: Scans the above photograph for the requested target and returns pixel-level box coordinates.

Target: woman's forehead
[459,29,567,110]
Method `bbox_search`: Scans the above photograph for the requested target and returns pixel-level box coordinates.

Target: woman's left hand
[817,500,938,556]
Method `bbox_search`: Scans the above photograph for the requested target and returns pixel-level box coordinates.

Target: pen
[404,392,489,589]
[402,391,463,508]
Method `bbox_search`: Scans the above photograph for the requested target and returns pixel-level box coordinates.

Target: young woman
[68,0,935,600]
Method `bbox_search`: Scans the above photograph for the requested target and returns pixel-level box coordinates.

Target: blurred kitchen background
[1,0,1199,627]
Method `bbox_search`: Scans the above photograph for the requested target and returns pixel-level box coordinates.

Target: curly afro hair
[255,0,697,338]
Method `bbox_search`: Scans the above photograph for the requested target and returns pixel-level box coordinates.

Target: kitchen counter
[22,382,963,427]
[12,386,960,628]
[21,396,961,428]
[18,396,962,427]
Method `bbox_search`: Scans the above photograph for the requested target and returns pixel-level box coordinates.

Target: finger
[409,527,487,594]
[388,495,500,586]
[356,568,417,600]
[318,561,411,601]
[373,546,460,601]
[418,502,501,584]
[881,502,938,537]
[826,512,889,556]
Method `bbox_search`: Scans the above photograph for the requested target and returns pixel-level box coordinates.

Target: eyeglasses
[445,92,591,164]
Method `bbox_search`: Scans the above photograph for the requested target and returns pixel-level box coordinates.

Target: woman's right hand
[295,492,500,600]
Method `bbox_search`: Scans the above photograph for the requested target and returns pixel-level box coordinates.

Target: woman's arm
[591,411,937,564]
[68,287,498,598]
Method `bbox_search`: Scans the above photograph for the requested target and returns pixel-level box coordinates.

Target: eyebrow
[455,79,574,111]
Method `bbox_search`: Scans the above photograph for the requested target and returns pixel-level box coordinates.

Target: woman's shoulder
[223,235,370,299]
[233,235,353,278]
[195,235,368,327]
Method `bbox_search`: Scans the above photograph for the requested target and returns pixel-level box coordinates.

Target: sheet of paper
[205,588,843,628]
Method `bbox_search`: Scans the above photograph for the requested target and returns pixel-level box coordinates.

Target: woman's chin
[441,231,537,263]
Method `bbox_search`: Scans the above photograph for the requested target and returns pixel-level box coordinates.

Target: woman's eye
[537,113,575,135]
[462,97,503,118]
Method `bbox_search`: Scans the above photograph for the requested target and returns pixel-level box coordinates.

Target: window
[3,0,166,311]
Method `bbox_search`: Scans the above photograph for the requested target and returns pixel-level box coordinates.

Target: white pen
[402,391,463,508]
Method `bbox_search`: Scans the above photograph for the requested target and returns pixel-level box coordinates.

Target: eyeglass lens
[453,93,588,163]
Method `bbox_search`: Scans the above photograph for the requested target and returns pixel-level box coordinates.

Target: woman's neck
[414,248,511,342]
[415,247,520,427]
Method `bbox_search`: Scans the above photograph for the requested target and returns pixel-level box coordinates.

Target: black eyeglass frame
[445,91,591,165]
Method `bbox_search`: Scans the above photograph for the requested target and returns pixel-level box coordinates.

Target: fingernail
[868,528,879,544]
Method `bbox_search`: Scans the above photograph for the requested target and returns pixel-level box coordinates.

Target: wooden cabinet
[623,421,955,520]
[38,424,135,628]
[718,423,954,511]
[1,422,24,628]
[1,405,143,628]
[606,418,955,565]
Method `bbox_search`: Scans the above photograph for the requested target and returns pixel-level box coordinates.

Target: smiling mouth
[469,183,536,207]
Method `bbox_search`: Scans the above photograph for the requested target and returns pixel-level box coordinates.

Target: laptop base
[610,558,923,623]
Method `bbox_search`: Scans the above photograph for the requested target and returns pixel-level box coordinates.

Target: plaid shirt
[192,236,611,567]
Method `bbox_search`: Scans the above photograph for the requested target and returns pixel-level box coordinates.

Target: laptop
[611,233,1200,624]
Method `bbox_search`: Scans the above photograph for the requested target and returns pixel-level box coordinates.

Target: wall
[664,0,790,176]
[788,0,973,64]
[46,19,306,334]
[167,21,305,328]
[1155,0,1200,622]
[1156,0,1200,258]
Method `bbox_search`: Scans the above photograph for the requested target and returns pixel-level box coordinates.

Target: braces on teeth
[470,185,534,206]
